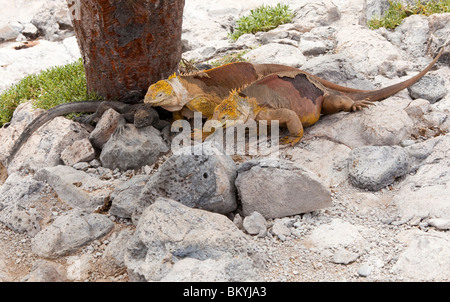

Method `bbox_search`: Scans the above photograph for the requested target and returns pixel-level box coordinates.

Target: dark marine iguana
[206,47,444,146]
[4,100,170,166]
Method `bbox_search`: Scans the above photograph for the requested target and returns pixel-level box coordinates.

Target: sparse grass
[0,59,102,126]
[210,51,249,67]
[229,3,295,41]
[368,0,450,30]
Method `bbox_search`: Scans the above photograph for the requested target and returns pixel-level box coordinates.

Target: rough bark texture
[68,0,185,101]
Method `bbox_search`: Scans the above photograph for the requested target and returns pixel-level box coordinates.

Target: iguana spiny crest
[210,89,260,127]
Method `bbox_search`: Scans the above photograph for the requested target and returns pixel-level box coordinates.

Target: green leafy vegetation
[0,59,102,126]
[229,3,295,41]
[368,0,450,30]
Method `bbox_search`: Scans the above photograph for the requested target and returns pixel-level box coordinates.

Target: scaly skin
[144,62,372,119]
[208,48,444,146]
[144,47,443,120]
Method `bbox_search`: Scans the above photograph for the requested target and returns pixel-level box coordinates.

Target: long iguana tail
[5,100,103,166]
[347,47,444,102]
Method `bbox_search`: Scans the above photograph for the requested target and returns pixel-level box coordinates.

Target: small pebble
[357,263,372,277]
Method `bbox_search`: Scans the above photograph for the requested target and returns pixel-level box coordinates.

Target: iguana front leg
[257,108,304,146]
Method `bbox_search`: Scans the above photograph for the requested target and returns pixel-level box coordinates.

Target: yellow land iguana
[144,62,372,119]
[206,48,444,146]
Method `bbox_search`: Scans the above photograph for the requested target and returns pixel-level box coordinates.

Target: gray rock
[100,229,134,275]
[124,198,261,281]
[271,220,291,241]
[332,248,360,265]
[357,263,372,277]
[348,146,409,191]
[134,143,237,222]
[427,13,450,56]
[31,210,114,258]
[0,21,23,41]
[100,124,169,171]
[22,260,67,282]
[89,108,123,149]
[21,23,40,39]
[408,75,447,103]
[72,161,90,171]
[0,204,41,236]
[256,24,301,46]
[235,158,331,219]
[301,53,374,90]
[109,175,151,219]
[427,218,450,230]
[35,165,114,211]
[242,212,267,237]
[299,26,336,56]
[306,98,414,148]
[306,219,366,249]
[394,134,450,221]
[160,255,260,282]
[0,173,45,235]
[60,138,95,166]
[393,230,450,280]
[392,14,430,57]
[334,25,402,77]
[6,116,91,174]
[243,43,306,68]
[363,0,390,25]
[292,0,341,29]
[30,0,73,41]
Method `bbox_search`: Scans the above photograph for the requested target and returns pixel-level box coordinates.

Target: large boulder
[133,143,238,222]
[235,158,331,219]
[99,124,169,171]
[31,210,114,258]
[124,198,262,281]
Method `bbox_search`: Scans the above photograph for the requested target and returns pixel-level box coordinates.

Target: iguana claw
[351,98,374,111]
[280,135,302,146]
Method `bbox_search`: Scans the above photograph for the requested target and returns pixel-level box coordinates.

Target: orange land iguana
[4,100,170,166]
[144,61,372,119]
[206,48,444,146]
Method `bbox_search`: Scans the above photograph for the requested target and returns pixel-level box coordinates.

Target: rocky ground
[0,0,449,282]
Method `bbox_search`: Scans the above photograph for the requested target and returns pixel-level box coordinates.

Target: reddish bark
[69,0,185,101]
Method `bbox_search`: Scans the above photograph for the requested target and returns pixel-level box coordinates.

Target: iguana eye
[156,92,164,98]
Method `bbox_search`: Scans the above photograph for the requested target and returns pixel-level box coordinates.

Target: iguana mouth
[148,96,176,106]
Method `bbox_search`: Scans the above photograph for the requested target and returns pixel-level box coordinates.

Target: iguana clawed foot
[280,135,302,146]
[351,98,374,111]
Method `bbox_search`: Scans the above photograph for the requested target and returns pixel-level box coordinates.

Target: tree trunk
[67,0,185,101]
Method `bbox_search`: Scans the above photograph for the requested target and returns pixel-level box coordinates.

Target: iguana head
[144,73,187,111]
[210,90,258,128]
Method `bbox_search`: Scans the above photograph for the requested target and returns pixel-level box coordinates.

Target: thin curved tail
[348,47,444,102]
[5,100,102,166]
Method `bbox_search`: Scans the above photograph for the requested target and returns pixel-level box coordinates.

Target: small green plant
[210,51,249,67]
[229,3,295,41]
[368,0,450,30]
[0,59,102,126]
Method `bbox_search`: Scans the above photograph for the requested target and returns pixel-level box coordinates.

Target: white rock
[35,165,116,211]
[0,38,80,94]
[334,25,402,76]
[304,218,366,249]
[243,43,306,67]
[393,230,450,281]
